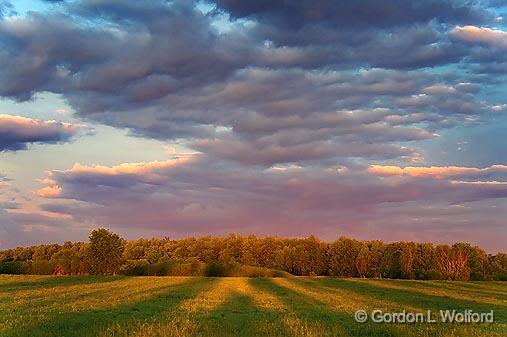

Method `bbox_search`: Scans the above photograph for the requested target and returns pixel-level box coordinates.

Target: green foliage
[328,237,362,277]
[30,260,53,275]
[87,228,125,275]
[204,262,230,277]
[0,229,504,280]
[0,261,26,274]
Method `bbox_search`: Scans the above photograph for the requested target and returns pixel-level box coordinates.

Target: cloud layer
[31,156,506,250]
[0,1,504,166]
[0,0,505,250]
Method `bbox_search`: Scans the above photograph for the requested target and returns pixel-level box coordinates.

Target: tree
[87,228,125,275]
[399,242,417,279]
[435,244,470,281]
[355,242,369,278]
[489,253,507,281]
[366,240,385,278]
[413,243,438,279]
[379,244,403,279]
[453,243,489,280]
[328,237,362,277]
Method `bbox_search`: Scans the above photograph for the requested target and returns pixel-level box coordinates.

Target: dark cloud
[0,114,81,151]
[211,0,491,29]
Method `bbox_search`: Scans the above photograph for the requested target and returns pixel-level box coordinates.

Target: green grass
[0,275,505,337]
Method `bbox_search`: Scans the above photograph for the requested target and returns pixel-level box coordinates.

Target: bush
[231,265,289,277]
[425,269,443,280]
[172,258,205,276]
[30,260,53,275]
[205,262,230,277]
[0,261,26,274]
[121,259,206,276]
[51,259,71,275]
[121,260,151,276]
[145,262,171,276]
[492,273,507,281]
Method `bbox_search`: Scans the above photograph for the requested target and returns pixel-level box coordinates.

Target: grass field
[0,275,505,337]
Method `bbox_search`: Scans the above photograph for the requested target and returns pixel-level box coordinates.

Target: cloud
[0,0,506,250]
[0,114,81,151]
[194,134,422,166]
[451,25,507,49]
[211,0,490,29]
[0,207,82,249]
[368,164,507,180]
[0,1,14,18]
[33,156,507,246]
[36,185,62,198]
[0,1,501,168]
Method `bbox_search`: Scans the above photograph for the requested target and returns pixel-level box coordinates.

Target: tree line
[0,228,505,280]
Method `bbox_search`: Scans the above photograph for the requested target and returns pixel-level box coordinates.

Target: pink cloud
[36,185,62,198]
[368,164,507,179]
[451,25,507,49]
[30,156,507,251]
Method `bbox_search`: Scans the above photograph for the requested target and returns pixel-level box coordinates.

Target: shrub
[121,260,150,276]
[30,260,53,275]
[205,262,230,277]
[0,261,26,274]
[231,265,289,277]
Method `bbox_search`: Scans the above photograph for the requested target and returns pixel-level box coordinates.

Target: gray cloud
[211,0,491,29]
[0,114,81,151]
[0,1,501,167]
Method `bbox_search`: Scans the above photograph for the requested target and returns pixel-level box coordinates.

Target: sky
[0,0,506,252]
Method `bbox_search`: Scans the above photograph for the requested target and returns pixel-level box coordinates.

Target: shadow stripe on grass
[4,277,218,337]
[107,278,295,337]
[251,278,399,337]
[0,275,125,293]
[309,278,507,337]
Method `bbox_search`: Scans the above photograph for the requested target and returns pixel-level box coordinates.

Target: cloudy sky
[0,0,506,252]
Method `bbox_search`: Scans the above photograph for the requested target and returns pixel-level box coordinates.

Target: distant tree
[413,243,438,279]
[366,240,385,278]
[355,242,369,278]
[435,244,470,281]
[379,244,403,279]
[87,228,125,275]
[328,237,361,277]
[453,242,489,280]
[0,232,504,279]
[489,253,507,281]
[399,242,417,279]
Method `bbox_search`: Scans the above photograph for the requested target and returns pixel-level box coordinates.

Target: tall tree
[87,228,125,275]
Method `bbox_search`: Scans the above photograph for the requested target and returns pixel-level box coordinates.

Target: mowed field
[0,276,505,337]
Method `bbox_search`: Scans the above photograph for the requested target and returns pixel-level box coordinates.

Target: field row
[0,276,506,337]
